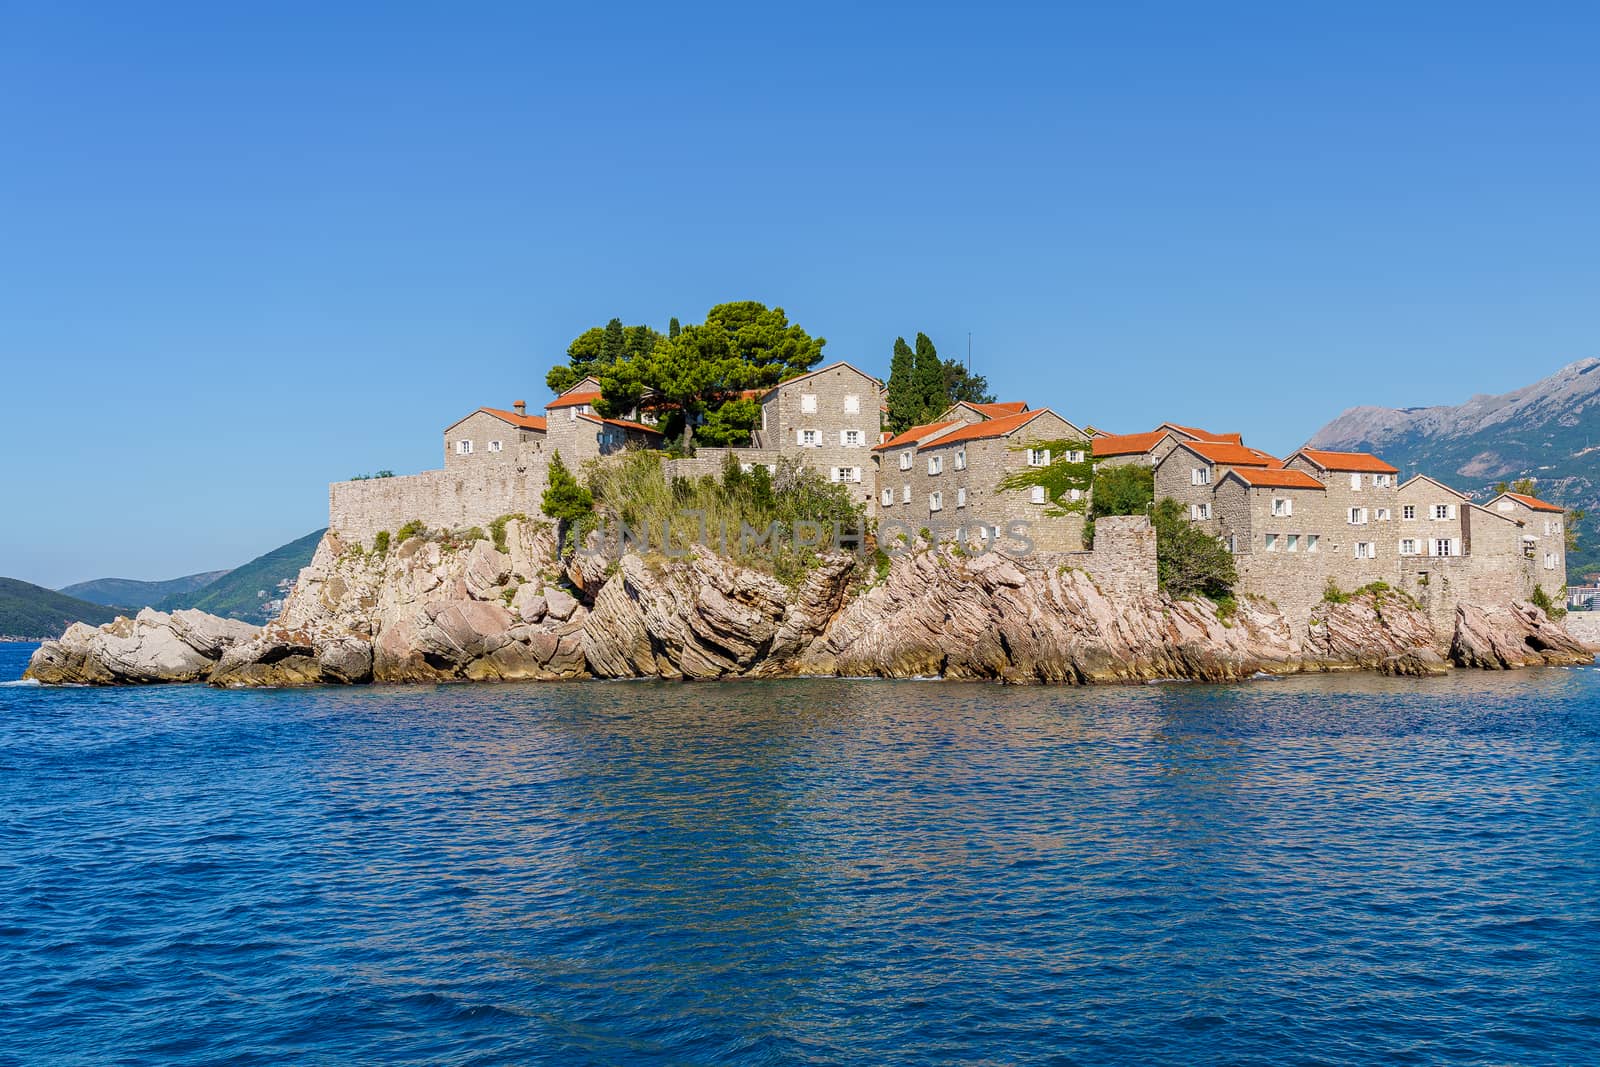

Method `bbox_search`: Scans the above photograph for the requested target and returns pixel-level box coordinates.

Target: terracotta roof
[577,413,664,436]
[872,419,961,452]
[1228,467,1325,490]
[1294,448,1398,474]
[1502,491,1564,513]
[921,408,1061,447]
[1162,423,1243,445]
[478,407,548,432]
[546,391,603,410]
[1092,430,1171,457]
[1183,441,1279,467]
[966,401,1029,417]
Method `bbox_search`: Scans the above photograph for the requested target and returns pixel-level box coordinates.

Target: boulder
[25,609,261,685]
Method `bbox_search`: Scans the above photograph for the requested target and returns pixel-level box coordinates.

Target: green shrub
[462,526,487,544]
[489,512,527,553]
[396,519,426,543]
[372,530,391,556]
[1150,497,1236,600]
[1531,584,1567,620]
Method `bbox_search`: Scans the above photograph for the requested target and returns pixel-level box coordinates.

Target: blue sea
[2,640,1599,1065]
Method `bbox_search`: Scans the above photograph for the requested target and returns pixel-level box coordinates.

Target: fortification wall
[329,465,546,547]
[1043,514,1156,598]
[663,448,780,482]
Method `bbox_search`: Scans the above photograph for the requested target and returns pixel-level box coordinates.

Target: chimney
[513,399,526,416]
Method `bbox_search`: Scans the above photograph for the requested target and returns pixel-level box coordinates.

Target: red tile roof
[1503,491,1564,513]
[478,407,548,432]
[1183,441,1279,467]
[921,408,1057,447]
[577,413,664,436]
[546,391,603,410]
[1092,430,1171,457]
[1228,467,1325,490]
[872,419,961,451]
[966,401,1029,417]
[1294,448,1398,474]
[1162,423,1244,445]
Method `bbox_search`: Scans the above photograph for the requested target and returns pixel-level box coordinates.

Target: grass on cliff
[582,451,865,585]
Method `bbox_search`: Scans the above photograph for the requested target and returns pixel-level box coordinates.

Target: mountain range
[1309,358,1600,578]
[0,529,325,640]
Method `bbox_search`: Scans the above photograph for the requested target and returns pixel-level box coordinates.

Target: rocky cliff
[25,521,1591,686]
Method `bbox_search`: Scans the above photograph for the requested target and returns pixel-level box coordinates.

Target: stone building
[1489,491,1568,593]
[442,402,548,471]
[749,361,884,512]
[1091,423,1244,469]
[873,406,1090,552]
[1153,439,1283,528]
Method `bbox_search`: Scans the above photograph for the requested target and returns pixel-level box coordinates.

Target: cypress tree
[668,316,681,339]
[886,336,917,433]
[600,317,626,367]
[912,332,944,424]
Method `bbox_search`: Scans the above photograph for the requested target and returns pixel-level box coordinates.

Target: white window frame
[1403,505,1416,520]
[1028,448,1051,468]
[1306,534,1320,553]
[957,487,967,508]
[488,440,503,453]
[1355,541,1376,560]
[1191,467,1212,486]
[929,491,943,512]
[899,451,913,471]
[800,393,818,414]
[1265,533,1279,552]
[1286,534,1299,553]
[1400,538,1418,556]
[843,394,860,415]
[456,440,473,455]
[881,487,893,507]
[1546,552,1557,570]
[1272,497,1292,517]
[1432,538,1455,557]
[1029,486,1047,505]
[842,429,863,448]
[1375,507,1390,521]
[954,448,966,471]
[1349,473,1361,491]
[1190,502,1211,520]
[902,484,912,504]
[799,429,820,448]
[1433,503,1453,520]
[928,454,944,475]
[1349,507,1367,525]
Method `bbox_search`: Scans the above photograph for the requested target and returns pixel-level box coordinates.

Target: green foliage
[489,512,527,554]
[349,470,395,481]
[911,332,945,424]
[0,577,118,639]
[1322,577,1351,605]
[155,529,325,625]
[462,526,486,544]
[1214,595,1238,626]
[582,451,863,584]
[942,359,994,406]
[1085,463,1155,544]
[995,439,1094,518]
[1322,579,1416,611]
[541,451,594,525]
[693,396,762,447]
[1150,498,1236,600]
[1531,584,1567,620]
[372,530,390,556]
[396,520,427,543]
[886,337,917,433]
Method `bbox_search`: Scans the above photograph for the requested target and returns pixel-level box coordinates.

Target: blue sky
[3,2,1598,587]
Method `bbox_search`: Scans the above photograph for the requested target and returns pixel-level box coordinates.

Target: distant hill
[1308,358,1600,579]
[158,529,325,624]
[0,578,119,640]
[59,570,230,610]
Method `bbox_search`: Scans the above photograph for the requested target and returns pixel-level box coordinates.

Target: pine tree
[912,332,945,425]
[668,316,681,339]
[600,317,626,367]
[886,337,917,433]
[541,450,594,555]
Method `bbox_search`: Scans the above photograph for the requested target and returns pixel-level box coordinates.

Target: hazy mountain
[59,570,230,611]
[1308,358,1600,577]
[157,530,325,625]
[0,578,119,640]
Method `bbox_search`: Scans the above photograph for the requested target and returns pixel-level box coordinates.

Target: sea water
[2,642,1597,1064]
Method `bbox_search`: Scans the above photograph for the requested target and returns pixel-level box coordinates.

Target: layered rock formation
[26,523,1593,687]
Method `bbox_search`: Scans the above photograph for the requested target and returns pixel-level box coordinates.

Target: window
[1068,450,1086,463]
[842,429,863,447]
[1306,534,1319,553]
[1029,486,1047,505]
[899,451,913,471]
[1373,473,1392,487]
[456,440,473,455]
[903,484,912,503]
[1066,488,1083,502]
[1349,473,1361,491]
[1190,502,1211,520]
[1433,503,1454,520]
[1434,538,1455,557]
[801,393,818,414]
[927,454,944,475]
[1546,519,1559,535]
[488,440,503,453]
[1272,497,1292,517]
[881,488,894,507]
[843,394,860,414]
[832,467,860,483]
[1400,538,1418,555]
[1191,467,1212,486]
[1403,505,1416,520]
[1355,541,1376,559]
[1375,507,1390,521]
[1547,552,1557,570]
[1286,534,1299,553]
[954,449,967,471]
[1225,535,1237,554]
[957,487,967,508]
[1028,448,1051,467]
[1265,533,1279,552]
[798,429,820,447]
[1349,507,1367,525]
[929,491,943,512]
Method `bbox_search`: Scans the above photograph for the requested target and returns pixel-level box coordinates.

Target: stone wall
[1049,514,1157,597]
[754,363,881,514]
[663,448,781,482]
[329,462,548,547]
[1562,611,1600,651]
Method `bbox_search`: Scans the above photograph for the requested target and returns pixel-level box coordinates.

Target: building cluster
[329,360,1569,625]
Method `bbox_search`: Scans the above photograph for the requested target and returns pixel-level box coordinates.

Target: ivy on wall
[995,439,1094,516]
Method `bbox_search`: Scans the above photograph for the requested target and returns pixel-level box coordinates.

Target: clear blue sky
[3,2,1598,587]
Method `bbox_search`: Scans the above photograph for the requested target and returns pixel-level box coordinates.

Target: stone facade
[752,361,883,512]
[874,408,1090,553]
[1489,492,1568,594]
